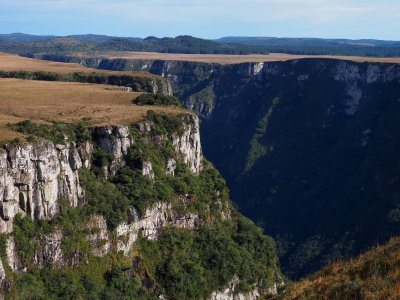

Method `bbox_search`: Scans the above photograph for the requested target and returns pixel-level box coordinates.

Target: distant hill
[0,34,270,55]
[97,35,269,54]
[216,36,400,57]
[0,33,141,43]
[0,33,58,42]
[1,33,400,57]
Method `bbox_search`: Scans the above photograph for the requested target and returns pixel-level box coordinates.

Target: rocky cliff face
[31,54,217,116]
[116,202,200,255]
[210,277,260,300]
[0,112,272,300]
[29,54,173,96]
[196,59,400,278]
[172,114,202,174]
[32,54,400,280]
[0,113,204,261]
[64,54,400,279]
[0,141,84,233]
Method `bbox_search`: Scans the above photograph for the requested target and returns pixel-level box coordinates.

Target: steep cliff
[59,55,400,279]
[0,111,281,299]
[33,54,400,280]
[0,141,84,233]
[30,55,217,116]
[190,59,400,279]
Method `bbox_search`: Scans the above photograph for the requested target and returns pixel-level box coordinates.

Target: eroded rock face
[165,158,176,176]
[142,161,155,181]
[77,140,93,169]
[93,125,132,176]
[0,259,5,286]
[209,277,260,300]
[117,202,200,255]
[172,115,202,174]
[0,114,208,286]
[34,231,65,269]
[0,141,85,233]
[84,214,111,257]
[6,237,23,272]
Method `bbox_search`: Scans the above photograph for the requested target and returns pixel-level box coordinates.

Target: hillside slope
[275,237,400,299]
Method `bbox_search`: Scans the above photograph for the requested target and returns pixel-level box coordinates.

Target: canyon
[51,54,400,279]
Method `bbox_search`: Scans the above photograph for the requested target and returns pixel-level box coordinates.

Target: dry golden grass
[274,237,400,300]
[0,78,184,141]
[75,51,400,65]
[0,52,157,77]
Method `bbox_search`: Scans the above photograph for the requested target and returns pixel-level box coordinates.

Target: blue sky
[0,0,399,40]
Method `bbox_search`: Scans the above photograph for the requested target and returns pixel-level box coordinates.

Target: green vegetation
[7,119,91,144]
[6,255,154,299]
[10,204,155,298]
[0,35,270,55]
[245,97,280,173]
[217,36,400,57]
[81,112,229,228]
[3,34,400,57]
[196,58,400,279]
[3,111,280,299]
[8,216,278,299]
[133,93,182,107]
[13,215,40,267]
[139,215,278,299]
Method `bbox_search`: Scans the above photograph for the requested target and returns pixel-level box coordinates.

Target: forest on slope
[1,33,400,57]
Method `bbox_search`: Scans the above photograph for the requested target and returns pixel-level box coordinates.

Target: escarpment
[0,141,84,233]
[0,113,203,236]
[179,59,400,279]
[48,54,400,279]
[0,111,281,299]
[34,54,400,280]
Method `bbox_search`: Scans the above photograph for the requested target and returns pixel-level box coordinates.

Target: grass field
[275,238,400,299]
[0,52,156,77]
[0,78,183,141]
[72,51,400,65]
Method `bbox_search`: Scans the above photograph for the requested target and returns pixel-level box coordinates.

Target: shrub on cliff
[133,93,182,107]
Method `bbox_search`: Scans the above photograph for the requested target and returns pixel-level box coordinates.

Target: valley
[1,0,399,295]
[1,48,400,298]
[0,54,281,299]
[52,51,400,281]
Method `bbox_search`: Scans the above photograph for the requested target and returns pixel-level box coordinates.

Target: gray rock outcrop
[93,125,132,176]
[172,115,202,174]
[0,141,84,233]
[116,202,200,255]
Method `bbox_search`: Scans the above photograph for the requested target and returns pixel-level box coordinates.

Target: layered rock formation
[0,113,203,258]
[54,54,400,278]
[0,108,284,298]
[0,141,84,233]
